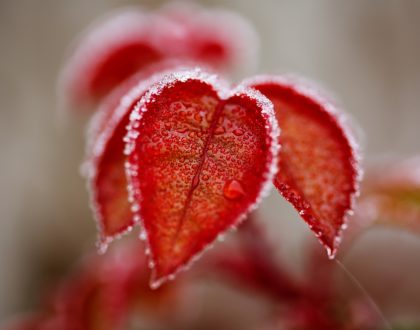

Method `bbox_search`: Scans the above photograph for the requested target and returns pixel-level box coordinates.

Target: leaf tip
[97,235,111,255]
[149,269,177,290]
[149,278,163,290]
[326,246,337,260]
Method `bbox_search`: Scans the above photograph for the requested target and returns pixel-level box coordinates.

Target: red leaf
[125,69,279,287]
[85,63,188,251]
[59,9,170,109]
[160,2,258,74]
[45,241,180,330]
[353,156,420,236]
[59,5,258,111]
[244,76,361,258]
[209,214,303,301]
[4,241,183,330]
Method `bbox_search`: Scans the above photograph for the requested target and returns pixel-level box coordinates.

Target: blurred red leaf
[209,214,302,301]
[59,4,258,110]
[59,9,167,109]
[244,76,361,258]
[207,219,382,330]
[353,157,420,236]
[3,241,182,330]
[160,2,258,73]
[125,69,279,287]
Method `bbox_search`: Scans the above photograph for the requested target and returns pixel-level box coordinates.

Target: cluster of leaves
[66,3,360,287]
[4,3,420,330]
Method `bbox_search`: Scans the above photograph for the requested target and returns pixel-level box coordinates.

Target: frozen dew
[223,179,245,200]
[139,231,147,241]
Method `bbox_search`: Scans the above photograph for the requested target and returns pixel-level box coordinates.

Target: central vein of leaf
[172,100,226,248]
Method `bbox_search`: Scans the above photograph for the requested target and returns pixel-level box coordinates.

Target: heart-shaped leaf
[244,76,361,258]
[124,69,279,287]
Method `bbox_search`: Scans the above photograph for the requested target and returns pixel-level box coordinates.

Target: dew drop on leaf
[223,179,245,200]
[214,126,226,135]
[232,128,245,136]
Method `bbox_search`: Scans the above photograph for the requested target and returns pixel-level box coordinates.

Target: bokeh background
[1,0,419,327]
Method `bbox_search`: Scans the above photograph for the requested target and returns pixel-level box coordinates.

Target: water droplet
[194,113,202,123]
[232,128,244,136]
[202,174,209,181]
[214,126,225,135]
[177,127,189,134]
[205,111,213,122]
[223,179,245,200]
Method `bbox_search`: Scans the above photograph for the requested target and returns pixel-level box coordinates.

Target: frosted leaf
[124,68,279,287]
[243,74,361,258]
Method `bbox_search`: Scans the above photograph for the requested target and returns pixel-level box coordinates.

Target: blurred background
[0,0,419,327]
